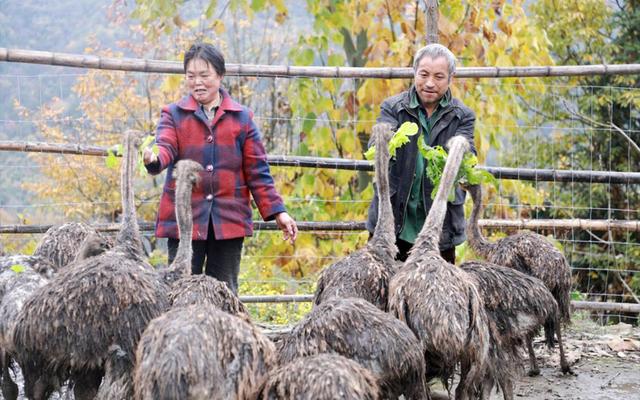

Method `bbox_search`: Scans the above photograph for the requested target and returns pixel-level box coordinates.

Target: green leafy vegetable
[364,122,419,160]
[10,264,26,273]
[140,134,155,150]
[105,149,118,169]
[365,124,496,201]
[419,139,497,200]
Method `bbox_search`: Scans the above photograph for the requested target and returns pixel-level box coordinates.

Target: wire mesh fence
[0,63,638,327]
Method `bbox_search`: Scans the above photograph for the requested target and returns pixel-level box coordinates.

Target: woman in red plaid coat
[144,43,297,294]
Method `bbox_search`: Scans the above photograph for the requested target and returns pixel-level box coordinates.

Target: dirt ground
[515,358,639,400]
[432,314,640,400]
[513,316,640,400]
[6,314,640,399]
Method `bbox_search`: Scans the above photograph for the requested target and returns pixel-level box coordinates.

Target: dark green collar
[409,87,451,111]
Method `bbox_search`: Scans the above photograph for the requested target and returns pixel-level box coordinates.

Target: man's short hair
[412,44,456,77]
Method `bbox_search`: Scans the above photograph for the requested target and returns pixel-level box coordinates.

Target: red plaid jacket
[146,89,286,240]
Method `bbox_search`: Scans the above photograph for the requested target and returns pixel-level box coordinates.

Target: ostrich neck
[408,137,469,259]
[171,176,194,272]
[369,129,397,261]
[116,133,143,256]
[466,184,495,257]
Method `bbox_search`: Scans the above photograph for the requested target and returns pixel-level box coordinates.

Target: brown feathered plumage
[313,123,398,310]
[277,297,429,400]
[169,274,250,320]
[161,159,249,321]
[0,265,48,400]
[258,354,380,400]
[388,136,490,400]
[33,222,111,272]
[134,305,275,400]
[133,158,267,399]
[156,159,203,286]
[11,130,169,400]
[460,261,571,399]
[464,183,572,375]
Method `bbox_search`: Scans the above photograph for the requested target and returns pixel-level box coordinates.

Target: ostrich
[0,213,111,400]
[169,274,251,320]
[0,227,109,399]
[74,231,113,262]
[33,222,112,272]
[0,255,53,279]
[154,159,203,286]
[313,123,398,310]
[11,129,169,400]
[159,159,249,321]
[103,158,253,399]
[459,261,572,399]
[258,353,380,400]
[0,225,109,280]
[133,305,275,400]
[0,265,49,400]
[277,297,428,400]
[387,135,490,400]
[133,158,271,399]
[0,231,107,398]
[95,345,134,400]
[463,182,573,375]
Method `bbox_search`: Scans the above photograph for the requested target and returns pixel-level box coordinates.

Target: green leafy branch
[138,135,159,175]
[419,138,497,201]
[104,135,159,176]
[364,122,419,160]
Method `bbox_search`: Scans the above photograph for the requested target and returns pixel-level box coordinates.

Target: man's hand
[143,147,158,165]
[275,212,298,245]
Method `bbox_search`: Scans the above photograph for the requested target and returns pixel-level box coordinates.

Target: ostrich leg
[555,318,573,375]
[72,369,103,400]
[1,352,18,400]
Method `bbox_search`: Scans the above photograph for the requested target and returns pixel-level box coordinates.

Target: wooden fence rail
[2,48,640,78]
[2,140,640,184]
[1,219,639,234]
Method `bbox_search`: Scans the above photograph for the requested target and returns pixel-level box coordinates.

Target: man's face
[414,56,451,110]
[186,58,223,108]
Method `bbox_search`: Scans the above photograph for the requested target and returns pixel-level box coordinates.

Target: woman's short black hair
[183,43,226,76]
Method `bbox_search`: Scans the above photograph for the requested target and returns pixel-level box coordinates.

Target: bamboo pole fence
[2,140,640,184]
[2,218,639,234]
[2,48,640,78]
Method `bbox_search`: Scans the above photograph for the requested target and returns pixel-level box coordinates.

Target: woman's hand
[275,212,298,245]
[143,147,158,165]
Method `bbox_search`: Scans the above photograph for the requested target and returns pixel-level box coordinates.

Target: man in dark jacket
[366,43,476,264]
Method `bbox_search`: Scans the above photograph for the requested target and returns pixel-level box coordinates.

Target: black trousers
[168,222,244,294]
[396,238,456,265]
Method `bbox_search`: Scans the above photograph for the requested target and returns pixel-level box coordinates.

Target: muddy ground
[5,314,640,399]
[432,314,640,400]
[512,316,640,400]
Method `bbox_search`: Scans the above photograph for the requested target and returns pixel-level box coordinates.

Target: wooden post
[425,0,439,44]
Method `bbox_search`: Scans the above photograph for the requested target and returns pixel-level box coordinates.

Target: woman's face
[185,58,223,108]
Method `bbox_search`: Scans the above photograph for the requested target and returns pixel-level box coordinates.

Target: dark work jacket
[366,86,476,251]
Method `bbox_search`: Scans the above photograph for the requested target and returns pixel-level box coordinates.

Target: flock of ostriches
[0,125,573,400]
